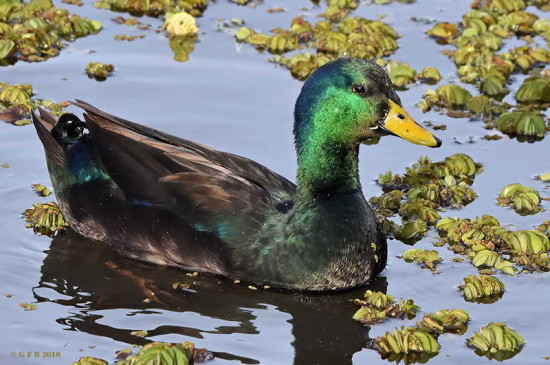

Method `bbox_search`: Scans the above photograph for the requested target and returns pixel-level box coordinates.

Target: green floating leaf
[417,309,470,335]
[460,275,505,303]
[515,76,550,104]
[401,249,442,273]
[375,326,439,358]
[0,39,15,59]
[32,183,51,197]
[24,201,67,236]
[495,111,546,139]
[417,66,441,84]
[85,62,114,81]
[467,322,524,361]
[497,183,544,215]
[387,61,416,88]
[71,357,108,365]
[163,11,198,36]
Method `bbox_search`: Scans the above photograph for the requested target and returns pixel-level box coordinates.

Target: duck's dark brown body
[33,100,386,290]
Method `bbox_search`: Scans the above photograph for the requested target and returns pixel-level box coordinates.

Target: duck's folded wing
[70,100,295,231]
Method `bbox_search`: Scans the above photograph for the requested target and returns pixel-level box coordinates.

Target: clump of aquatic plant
[24,202,67,236]
[32,183,51,197]
[467,322,524,361]
[160,11,199,61]
[497,183,544,215]
[94,0,208,17]
[0,83,69,125]
[503,230,550,253]
[472,249,515,274]
[422,0,550,140]
[362,290,395,309]
[398,200,440,225]
[394,219,428,244]
[0,82,33,115]
[401,249,442,273]
[515,75,550,106]
[436,213,550,274]
[460,274,505,303]
[495,111,547,140]
[71,357,107,365]
[386,61,416,88]
[465,95,509,119]
[352,290,418,324]
[416,66,441,84]
[416,309,470,335]
[371,154,483,244]
[417,84,472,114]
[0,0,102,64]
[369,190,403,211]
[235,14,400,80]
[163,11,198,36]
[536,172,550,182]
[373,326,439,363]
[85,62,114,81]
[113,34,144,41]
[72,341,213,364]
[435,215,517,275]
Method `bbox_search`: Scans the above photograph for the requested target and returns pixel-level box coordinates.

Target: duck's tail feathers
[32,108,88,165]
[32,108,65,165]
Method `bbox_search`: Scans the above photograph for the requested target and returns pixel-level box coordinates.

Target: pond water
[1,0,549,364]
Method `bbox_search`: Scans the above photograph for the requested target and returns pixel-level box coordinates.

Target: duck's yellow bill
[381,100,442,148]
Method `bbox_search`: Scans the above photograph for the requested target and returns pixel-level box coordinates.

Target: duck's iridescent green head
[294,58,441,150]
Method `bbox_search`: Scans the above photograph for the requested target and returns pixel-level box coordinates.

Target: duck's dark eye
[352,84,367,95]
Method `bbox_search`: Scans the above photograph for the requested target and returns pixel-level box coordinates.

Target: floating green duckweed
[472,249,515,274]
[85,62,114,81]
[24,201,67,236]
[467,322,524,361]
[423,0,550,142]
[495,111,547,140]
[394,219,428,243]
[401,249,442,273]
[417,84,472,113]
[0,0,101,64]
[374,326,439,360]
[460,274,505,303]
[352,290,417,324]
[163,11,198,36]
[515,75,550,105]
[74,341,213,365]
[236,13,400,80]
[113,34,144,41]
[536,172,550,182]
[352,306,388,324]
[363,290,395,309]
[416,309,470,335]
[417,66,441,84]
[386,61,416,88]
[372,154,483,244]
[497,183,543,215]
[503,230,550,253]
[71,357,108,365]
[0,82,32,113]
[32,183,51,197]
[19,302,37,310]
[436,213,550,274]
[94,0,208,17]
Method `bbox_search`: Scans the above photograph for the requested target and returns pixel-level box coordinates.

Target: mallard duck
[32,58,441,291]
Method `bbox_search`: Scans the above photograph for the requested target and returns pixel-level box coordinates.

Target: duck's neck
[296,136,361,199]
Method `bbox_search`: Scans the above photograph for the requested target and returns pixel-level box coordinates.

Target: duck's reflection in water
[33,230,388,365]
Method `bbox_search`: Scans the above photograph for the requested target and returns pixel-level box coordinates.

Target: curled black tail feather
[51,113,87,146]
[32,109,64,165]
